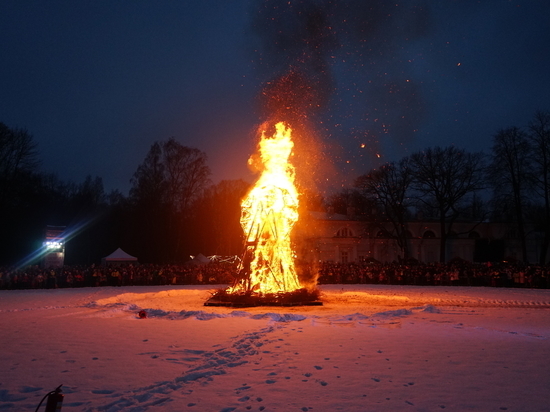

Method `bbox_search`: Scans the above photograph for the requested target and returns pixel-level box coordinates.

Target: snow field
[0,285,549,411]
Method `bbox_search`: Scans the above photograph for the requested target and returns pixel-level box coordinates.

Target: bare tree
[355,158,413,259]
[410,146,486,262]
[489,127,532,262]
[130,142,166,205]
[0,123,40,209]
[162,138,211,214]
[324,189,371,217]
[129,139,211,261]
[528,111,550,263]
[0,123,39,176]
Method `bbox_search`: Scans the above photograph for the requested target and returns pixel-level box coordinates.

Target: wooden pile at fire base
[204,287,322,307]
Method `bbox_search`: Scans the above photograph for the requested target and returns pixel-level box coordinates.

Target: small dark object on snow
[138,310,147,319]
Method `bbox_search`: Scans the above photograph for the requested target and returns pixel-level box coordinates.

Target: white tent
[102,248,138,265]
[185,253,211,266]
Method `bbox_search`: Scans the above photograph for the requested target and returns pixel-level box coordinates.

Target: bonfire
[206,122,320,307]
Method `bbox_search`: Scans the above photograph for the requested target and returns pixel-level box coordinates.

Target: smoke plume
[248,0,432,185]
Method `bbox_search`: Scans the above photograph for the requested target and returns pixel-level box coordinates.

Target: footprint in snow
[0,390,27,402]
[184,349,207,355]
[19,386,42,393]
[91,389,115,394]
[235,385,251,391]
[134,393,152,403]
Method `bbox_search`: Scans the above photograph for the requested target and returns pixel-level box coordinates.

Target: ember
[206,122,321,307]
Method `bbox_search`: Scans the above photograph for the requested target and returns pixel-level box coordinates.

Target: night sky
[1,0,549,195]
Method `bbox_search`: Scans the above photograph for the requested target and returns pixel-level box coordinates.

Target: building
[43,226,66,268]
[296,211,544,264]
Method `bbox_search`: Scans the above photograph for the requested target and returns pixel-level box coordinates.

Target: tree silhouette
[0,123,41,264]
[0,123,39,211]
[410,146,486,262]
[129,139,210,262]
[356,158,413,259]
[489,127,532,263]
[528,111,550,263]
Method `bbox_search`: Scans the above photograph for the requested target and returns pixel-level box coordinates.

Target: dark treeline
[0,125,249,266]
[1,110,549,267]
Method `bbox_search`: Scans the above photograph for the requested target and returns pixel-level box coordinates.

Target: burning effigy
[205,122,320,307]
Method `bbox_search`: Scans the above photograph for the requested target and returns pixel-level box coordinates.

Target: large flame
[230,122,302,294]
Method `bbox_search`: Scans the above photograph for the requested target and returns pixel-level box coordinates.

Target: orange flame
[230,122,302,294]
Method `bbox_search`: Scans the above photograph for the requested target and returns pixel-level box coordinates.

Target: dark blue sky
[1,0,549,195]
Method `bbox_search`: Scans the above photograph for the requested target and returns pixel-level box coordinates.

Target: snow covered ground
[1,284,549,411]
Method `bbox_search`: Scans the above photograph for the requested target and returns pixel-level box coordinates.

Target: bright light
[44,241,63,250]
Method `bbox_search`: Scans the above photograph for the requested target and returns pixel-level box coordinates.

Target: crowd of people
[1,260,549,290]
[0,262,235,290]
[317,261,550,288]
